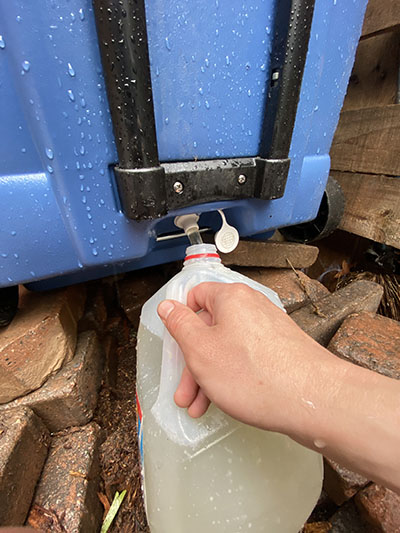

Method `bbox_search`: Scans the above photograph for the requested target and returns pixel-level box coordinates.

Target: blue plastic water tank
[0,0,368,289]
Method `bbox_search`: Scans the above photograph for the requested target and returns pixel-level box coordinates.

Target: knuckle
[230,283,253,298]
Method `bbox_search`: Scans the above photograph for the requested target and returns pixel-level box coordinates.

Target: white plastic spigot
[174,214,200,234]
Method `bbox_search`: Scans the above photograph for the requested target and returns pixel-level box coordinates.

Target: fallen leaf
[98,491,111,513]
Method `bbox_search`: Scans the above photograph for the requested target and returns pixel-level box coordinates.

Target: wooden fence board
[332,171,400,249]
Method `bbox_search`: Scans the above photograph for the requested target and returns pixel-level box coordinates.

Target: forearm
[288,348,400,493]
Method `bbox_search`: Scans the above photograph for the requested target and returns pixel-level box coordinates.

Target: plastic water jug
[136,243,323,532]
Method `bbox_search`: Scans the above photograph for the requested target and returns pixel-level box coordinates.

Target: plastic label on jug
[136,391,144,467]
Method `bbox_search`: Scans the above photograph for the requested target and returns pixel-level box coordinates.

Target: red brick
[28,423,103,533]
[119,270,166,327]
[329,500,366,532]
[355,484,400,532]
[0,286,86,404]
[323,458,369,505]
[328,312,400,379]
[238,268,329,313]
[0,331,104,432]
[220,240,319,268]
[0,407,49,526]
[291,280,383,346]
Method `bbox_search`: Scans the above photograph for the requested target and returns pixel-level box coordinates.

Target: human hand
[157,282,337,436]
[158,282,400,492]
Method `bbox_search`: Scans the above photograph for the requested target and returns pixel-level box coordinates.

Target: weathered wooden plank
[330,105,400,176]
[362,0,400,38]
[343,32,400,111]
[220,240,319,269]
[332,171,400,249]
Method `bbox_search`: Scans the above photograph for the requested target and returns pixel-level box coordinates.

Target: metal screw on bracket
[237,174,247,185]
[173,181,184,194]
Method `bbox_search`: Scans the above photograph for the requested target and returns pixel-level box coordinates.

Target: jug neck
[183,244,221,267]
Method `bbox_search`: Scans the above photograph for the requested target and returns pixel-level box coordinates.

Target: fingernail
[158,300,175,321]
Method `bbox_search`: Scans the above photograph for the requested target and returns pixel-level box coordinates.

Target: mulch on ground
[94,310,149,533]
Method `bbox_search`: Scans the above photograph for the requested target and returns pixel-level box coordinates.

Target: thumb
[157,299,208,354]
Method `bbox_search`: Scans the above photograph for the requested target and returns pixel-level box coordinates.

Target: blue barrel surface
[0,0,368,289]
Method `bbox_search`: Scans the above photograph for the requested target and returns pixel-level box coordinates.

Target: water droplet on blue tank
[164,117,169,125]
[45,147,54,160]
[102,223,107,230]
[22,60,30,72]
[16,15,22,22]
[80,97,86,108]
[198,87,203,95]
[79,8,85,20]
[205,100,210,109]
[11,231,16,236]
[247,89,252,97]
[89,236,94,244]
[21,147,26,153]
[0,36,6,49]
[78,260,83,268]
[67,62,75,76]
[47,165,54,174]
[225,56,230,66]
[14,253,19,259]
[92,247,98,256]
[80,145,85,155]
[165,36,171,51]
[67,89,75,102]
[82,195,87,204]
[260,63,266,71]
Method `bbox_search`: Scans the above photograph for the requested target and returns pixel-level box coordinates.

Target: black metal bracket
[94,0,315,221]
[115,158,290,218]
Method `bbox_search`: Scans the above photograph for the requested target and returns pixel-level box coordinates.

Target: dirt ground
[94,307,150,533]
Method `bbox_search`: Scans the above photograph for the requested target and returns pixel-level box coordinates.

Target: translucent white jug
[136,244,323,533]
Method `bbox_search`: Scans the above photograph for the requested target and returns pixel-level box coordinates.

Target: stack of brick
[0,284,108,530]
[0,240,398,532]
